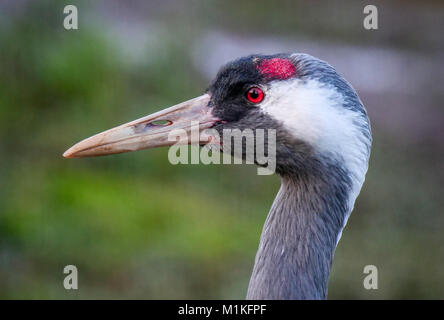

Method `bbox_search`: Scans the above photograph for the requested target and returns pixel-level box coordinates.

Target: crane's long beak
[63,94,218,158]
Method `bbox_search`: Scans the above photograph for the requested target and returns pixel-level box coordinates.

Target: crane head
[64,53,371,184]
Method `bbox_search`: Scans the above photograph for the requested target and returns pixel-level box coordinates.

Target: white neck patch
[259,78,370,243]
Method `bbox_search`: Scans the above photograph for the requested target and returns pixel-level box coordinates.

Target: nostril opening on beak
[150,120,172,126]
[134,120,173,133]
[144,120,173,130]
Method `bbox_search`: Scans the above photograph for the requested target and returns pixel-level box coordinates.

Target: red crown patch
[257,58,296,80]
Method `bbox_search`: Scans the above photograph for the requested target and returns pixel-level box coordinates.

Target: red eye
[246,87,264,103]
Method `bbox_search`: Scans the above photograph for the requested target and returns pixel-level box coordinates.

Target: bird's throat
[246,167,351,300]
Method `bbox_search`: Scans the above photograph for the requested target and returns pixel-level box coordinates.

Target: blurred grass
[0,0,443,299]
[0,2,274,299]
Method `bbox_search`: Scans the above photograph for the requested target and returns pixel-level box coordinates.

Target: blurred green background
[0,0,443,299]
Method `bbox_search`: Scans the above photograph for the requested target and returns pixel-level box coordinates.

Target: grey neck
[246,167,351,300]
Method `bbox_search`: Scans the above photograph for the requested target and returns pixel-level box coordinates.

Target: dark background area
[0,0,443,299]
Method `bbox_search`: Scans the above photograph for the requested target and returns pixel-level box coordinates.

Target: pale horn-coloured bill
[63,94,218,158]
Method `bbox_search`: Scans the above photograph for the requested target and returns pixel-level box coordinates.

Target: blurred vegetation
[0,0,443,299]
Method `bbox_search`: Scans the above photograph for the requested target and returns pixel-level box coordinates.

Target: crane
[64,53,372,299]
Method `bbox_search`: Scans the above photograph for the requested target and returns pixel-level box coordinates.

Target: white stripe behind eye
[260,79,370,241]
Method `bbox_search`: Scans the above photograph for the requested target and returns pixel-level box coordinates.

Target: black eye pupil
[250,89,258,98]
